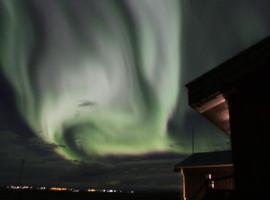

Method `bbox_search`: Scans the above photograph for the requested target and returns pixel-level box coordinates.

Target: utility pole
[191,127,195,154]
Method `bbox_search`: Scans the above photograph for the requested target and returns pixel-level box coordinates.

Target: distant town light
[87,188,97,192]
[49,187,67,191]
[210,181,215,189]
[208,173,212,180]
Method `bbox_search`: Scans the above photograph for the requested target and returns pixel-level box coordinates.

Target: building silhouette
[178,37,270,199]
[175,151,233,200]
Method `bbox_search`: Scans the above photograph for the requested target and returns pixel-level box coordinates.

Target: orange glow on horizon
[49,187,67,191]
[88,188,97,192]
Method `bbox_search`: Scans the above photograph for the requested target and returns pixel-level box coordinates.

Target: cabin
[175,151,234,200]
[180,37,270,199]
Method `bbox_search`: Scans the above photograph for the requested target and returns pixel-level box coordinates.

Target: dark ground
[0,190,180,200]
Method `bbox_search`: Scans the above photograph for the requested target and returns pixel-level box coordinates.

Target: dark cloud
[0,129,185,190]
[78,100,96,108]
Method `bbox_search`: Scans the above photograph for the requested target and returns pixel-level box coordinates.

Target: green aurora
[0,0,182,160]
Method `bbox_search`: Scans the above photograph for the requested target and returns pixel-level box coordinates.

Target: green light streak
[0,0,181,160]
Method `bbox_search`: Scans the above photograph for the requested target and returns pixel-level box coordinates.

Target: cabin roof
[175,151,232,171]
[185,37,270,134]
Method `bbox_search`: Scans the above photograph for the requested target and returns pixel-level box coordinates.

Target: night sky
[1,0,270,192]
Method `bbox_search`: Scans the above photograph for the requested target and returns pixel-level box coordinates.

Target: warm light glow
[208,173,212,180]
[220,110,229,121]
[211,181,215,189]
[87,188,97,192]
[181,169,187,200]
[197,94,226,113]
[49,187,67,191]
[195,93,231,134]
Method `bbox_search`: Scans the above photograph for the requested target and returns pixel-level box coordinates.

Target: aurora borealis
[1,0,270,191]
[0,0,181,160]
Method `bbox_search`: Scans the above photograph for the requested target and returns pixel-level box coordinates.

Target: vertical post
[181,169,187,200]
[191,127,195,154]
